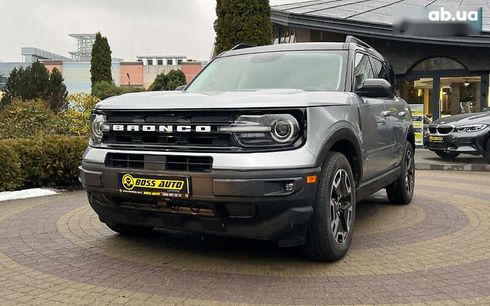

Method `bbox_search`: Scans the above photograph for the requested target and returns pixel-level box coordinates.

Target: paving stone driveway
[0,170,489,305]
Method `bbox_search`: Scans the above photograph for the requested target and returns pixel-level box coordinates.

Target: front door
[353,52,393,179]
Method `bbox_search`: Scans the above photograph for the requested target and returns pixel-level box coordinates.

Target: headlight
[219,114,301,147]
[89,113,108,146]
[454,124,488,133]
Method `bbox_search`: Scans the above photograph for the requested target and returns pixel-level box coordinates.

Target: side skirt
[356,166,401,202]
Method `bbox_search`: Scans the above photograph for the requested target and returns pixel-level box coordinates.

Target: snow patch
[0,188,58,202]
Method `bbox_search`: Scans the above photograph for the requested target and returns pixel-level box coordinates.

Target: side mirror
[175,85,186,91]
[355,78,393,98]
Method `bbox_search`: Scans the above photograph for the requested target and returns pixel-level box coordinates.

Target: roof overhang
[271,9,490,48]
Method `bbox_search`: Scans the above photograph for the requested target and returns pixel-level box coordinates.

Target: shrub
[0,99,59,139]
[149,73,168,91]
[92,81,145,99]
[166,69,187,90]
[149,70,186,91]
[91,81,120,100]
[120,86,146,95]
[59,93,100,136]
[0,136,87,190]
[0,144,23,191]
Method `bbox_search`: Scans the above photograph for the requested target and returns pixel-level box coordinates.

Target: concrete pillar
[480,74,489,111]
[431,77,441,120]
[474,82,481,112]
[450,84,460,115]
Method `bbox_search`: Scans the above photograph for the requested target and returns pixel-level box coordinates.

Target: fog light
[285,182,295,192]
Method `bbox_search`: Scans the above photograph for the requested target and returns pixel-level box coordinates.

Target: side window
[354,53,375,90]
[369,57,389,82]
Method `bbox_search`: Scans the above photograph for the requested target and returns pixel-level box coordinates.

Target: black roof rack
[229,43,256,51]
[345,35,383,59]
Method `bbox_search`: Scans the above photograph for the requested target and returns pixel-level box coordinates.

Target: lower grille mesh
[105,153,213,172]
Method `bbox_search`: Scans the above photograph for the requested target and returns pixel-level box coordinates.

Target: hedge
[0,99,59,139]
[0,144,23,191]
[0,136,87,191]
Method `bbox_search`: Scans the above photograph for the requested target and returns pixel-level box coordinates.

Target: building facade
[0,35,204,92]
[271,0,490,120]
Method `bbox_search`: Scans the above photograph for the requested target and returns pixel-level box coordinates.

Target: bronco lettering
[111,124,212,133]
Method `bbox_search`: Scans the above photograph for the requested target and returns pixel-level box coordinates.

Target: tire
[435,150,460,160]
[386,141,415,205]
[105,223,154,236]
[303,152,356,262]
[483,139,490,164]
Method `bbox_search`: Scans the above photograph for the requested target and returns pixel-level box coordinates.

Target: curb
[415,163,490,171]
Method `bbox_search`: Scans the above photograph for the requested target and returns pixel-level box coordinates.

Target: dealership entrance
[398,57,488,119]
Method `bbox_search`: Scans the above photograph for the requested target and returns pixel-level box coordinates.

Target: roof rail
[345,35,374,50]
[345,35,384,59]
[229,43,256,51]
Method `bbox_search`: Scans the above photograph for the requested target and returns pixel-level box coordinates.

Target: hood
[95,89,353,110]
[433,112,490,126]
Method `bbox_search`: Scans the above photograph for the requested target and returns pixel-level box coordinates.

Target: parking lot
[0,170,489,305]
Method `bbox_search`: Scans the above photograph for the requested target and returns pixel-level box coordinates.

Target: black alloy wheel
[386,141,415,205]
[330,169,353,245]
[303,152,356,262]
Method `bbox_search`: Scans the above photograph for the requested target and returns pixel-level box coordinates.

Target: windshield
[186,51,346,93]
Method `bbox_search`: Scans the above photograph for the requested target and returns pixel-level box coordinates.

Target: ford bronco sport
[80,36,415,261]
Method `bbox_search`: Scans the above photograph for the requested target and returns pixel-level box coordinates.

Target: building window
[157,59,163,65]
[177,59,183,65]
[137,59,142,62]
[147,59,153,65]
[167,59,173,65]
[273,26,297,44]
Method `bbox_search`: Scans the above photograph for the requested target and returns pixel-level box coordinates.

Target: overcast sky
[0,0,302,62]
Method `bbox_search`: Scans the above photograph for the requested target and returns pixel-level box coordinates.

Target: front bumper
[423,130,489,154]
[79,160,320,246]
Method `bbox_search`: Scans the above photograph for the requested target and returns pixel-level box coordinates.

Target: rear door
[354,52,393,179]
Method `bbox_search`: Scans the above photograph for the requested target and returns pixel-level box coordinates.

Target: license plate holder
[429,135,444,143]
[118,173,191,199]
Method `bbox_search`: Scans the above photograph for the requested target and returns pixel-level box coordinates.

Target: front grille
[102,111,235,150]
[105,153,213,172]
[98,109,306,152]
[428,125,454,134]
[437,126,454,134]
[117,198,257,219]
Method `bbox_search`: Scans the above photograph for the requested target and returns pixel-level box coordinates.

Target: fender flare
[316,127,364,182]
[406,125,416,149]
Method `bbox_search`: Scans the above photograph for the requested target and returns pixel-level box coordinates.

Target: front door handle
[381,110,392,117]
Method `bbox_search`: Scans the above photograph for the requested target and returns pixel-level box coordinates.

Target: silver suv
[79,36,415,262]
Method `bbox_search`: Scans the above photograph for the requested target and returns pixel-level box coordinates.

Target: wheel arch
[316,128,363,185]
[406,125,415,150]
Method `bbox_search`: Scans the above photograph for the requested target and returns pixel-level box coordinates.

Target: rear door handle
[381,111,392,117]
